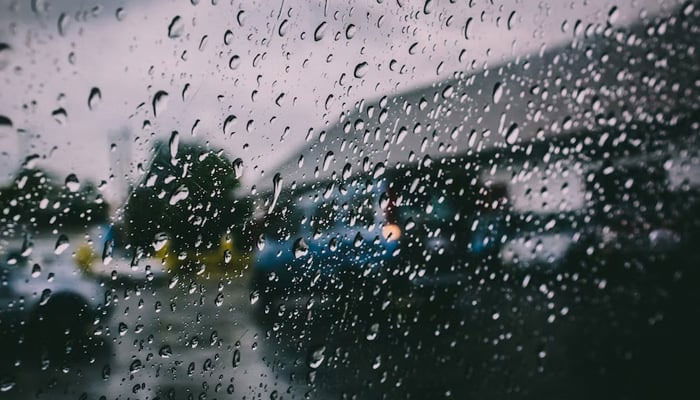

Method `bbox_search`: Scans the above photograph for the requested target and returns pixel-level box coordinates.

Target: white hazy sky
[0,0,672,203]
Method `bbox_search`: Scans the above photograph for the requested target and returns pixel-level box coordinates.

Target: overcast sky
[0,0,672,203]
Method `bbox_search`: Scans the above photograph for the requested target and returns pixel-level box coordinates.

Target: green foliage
[0,168,108,233]
[124,140,251,253]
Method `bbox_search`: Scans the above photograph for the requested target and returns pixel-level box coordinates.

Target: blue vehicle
[251,175,402,313]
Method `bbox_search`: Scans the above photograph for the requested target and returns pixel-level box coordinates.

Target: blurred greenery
[123,140,252,256]
[0,168,108,233]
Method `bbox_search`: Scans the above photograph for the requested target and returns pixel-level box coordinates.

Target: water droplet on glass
[354,62,369,78]
[159,345,172,358]
[169,131,179,162]
[293,238,309,258]
[249,290,259,304]
[52,108,67,124]
[152,90,169,118]
[268,173,282,214]
[31,263,41,278]
[506,123,520,145]
[224,29,233,45]
[39,289,52,306]
[345,24,356,39]
[169,185,189,205]
[232,158,244,178]
[308,346,325,369]
[314,21,327,41]
[229,55,241,70]
[102,239,114,265]
[223,114,237,135]
[464,17,473,39]
[168,16,184,38]
[88,87,101,110]
[65,173,80,192]
[492,82,503,105]
[608,6,619,24]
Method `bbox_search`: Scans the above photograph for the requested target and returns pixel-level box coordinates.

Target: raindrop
[232,349,241,368]
[118,322,128,336]
[102,239,114,265]
[169,131,179,162]
[506,123,520,144]
[152,90,169,117]
[129,359,143,374]
[268,173,282,214]
[153,232,168,251]
[323,151,334,171]
[0,115,12,128]
[31,263,41,278]
[278,19,288,36]
[58,13,70,36]
[224,29,233,45]
[366,323,379,341]
[608,6,619,24]
[215,292,224,307]
[353,232,363,247]
[493,82,503,105]
[354,62,369,78]
[249,290,259,304]
[229,55,241,70]
[308,346,325,369]
[236,10,245,26]
[372,162,385,179]
[88,87,101,110]
[464,17,473,39]
[39,289,52,306]
[224,249,232,263]
[232,158,244,178]
[159,345,172,358]
[168,16,184,38]
[507,11,516,30]
[342,163,352,180]
[52,108,67,124]
[169,185,189,205]
[65,173,80,192]
[293,238,309,258]
[345,24,356,39]
[223,114,237,135]
[314,21,327,41]
[423,0,433,15]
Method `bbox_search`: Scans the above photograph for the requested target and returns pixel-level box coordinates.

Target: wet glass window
[1,1,699,399]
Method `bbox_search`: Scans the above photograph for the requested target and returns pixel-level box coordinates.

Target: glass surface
[0,0,699,398]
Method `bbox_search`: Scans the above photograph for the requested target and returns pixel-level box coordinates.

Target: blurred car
[250,160,516,314]
[251,175,401,313]
[0,238,110,355]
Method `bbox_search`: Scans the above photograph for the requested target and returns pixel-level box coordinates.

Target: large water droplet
[54,234,70,255]
[232,158,244,178]
[152,90,169,117]
[168,16,184,38]
[314,21,327,41]
[506,123,520,145]
[354,62,369,78]
[169,185,189,205]
[102,239,114,265]
[308,346,325,369]
[492,82,503,105]
[88,87,101,110]
[52,108,67,124]
[169,131,179,163]
[268,173,282,214]
[65,173,80,192]
[223,114,237,135]
[293,238,309,258]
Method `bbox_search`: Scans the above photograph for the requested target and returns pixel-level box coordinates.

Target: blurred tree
[123,140,252,257]
[0,168,108,233]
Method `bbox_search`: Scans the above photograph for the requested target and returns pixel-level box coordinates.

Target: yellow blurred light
[382,224,401,241]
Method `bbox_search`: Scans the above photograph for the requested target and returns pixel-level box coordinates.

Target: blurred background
[0,0,699,399]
